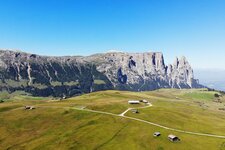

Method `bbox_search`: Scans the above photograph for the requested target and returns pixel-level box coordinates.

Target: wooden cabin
[153,132,161,137]
[168,134,180,142]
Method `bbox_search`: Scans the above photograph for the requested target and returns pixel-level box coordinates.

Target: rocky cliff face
[0,50,202,97]
[84,52,201,91]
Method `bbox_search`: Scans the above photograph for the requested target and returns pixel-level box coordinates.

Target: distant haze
[195,69,225,91]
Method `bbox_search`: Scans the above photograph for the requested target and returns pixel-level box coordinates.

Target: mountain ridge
[0,49,203,97]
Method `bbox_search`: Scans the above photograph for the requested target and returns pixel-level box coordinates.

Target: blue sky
[0,0,225,69]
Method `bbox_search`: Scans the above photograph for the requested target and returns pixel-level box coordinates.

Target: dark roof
[154,132,160,134]
[154,132,161,136]
[168,134,177,139]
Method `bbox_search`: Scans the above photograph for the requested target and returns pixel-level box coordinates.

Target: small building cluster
[128,99,150,114]
[153,132,180,142]
[24,106,35,110]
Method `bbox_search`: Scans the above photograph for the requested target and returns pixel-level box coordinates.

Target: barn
[168,134,180,142]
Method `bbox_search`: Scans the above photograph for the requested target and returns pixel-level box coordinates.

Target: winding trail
[71,107,225,139]
[34,105,225,139]
[119,102,152,116]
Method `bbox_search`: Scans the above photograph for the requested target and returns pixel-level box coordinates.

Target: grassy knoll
[0,89,225,150]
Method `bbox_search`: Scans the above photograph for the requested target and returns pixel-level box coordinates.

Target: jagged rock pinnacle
[0,50,203,97]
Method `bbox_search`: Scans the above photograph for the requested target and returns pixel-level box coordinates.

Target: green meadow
[0,89,225,150]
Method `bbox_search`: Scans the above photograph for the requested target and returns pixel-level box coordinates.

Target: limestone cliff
[0,50,202,97]
[84,52,201,91]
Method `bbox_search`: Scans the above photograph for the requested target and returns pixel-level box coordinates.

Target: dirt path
[71,107,225,139]
[118,108,132,116]
[34,105,225,139]
[119,102,152,116]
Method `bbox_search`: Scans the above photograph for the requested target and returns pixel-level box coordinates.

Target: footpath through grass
[0,89,225,150]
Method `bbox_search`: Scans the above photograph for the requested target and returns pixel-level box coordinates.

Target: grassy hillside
[0,89,225,150]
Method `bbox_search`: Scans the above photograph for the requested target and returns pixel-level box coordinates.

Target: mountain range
[0,50,203,97]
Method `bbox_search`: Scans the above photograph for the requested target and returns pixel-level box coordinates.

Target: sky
[0,0,225,69]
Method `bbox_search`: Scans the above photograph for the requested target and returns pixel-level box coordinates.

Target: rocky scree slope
[0,50,202,97]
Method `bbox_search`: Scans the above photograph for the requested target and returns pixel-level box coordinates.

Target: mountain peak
[0,50,203,97]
